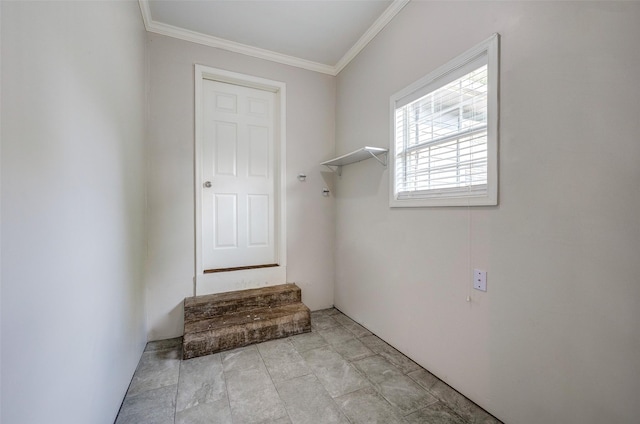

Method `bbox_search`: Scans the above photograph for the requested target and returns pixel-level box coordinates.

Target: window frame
[389,34,499,208]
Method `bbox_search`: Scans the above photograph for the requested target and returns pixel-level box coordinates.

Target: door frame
[194,65,287,296]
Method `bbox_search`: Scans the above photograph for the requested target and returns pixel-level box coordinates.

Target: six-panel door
[201,80,276,270]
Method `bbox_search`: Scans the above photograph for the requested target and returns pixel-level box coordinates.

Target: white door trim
[194,65,287,296]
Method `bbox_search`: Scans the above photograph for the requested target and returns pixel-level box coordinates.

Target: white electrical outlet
[473,269,487,292]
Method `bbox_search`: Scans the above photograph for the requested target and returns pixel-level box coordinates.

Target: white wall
[146,34,336,340]
[334,2,640,424]
[0,3,3,418]
[1,2,147,423]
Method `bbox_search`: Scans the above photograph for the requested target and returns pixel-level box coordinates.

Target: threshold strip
[204,263,279,274]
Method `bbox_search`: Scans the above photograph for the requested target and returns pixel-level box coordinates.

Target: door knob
[203,181,212,188]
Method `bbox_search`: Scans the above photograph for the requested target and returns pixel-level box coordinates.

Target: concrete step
[183,284,311,359]
[183,302,310,359]
[184,283,302,324]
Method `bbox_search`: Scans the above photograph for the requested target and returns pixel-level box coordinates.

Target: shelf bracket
[323,164,343,176]
[368,151,387,167]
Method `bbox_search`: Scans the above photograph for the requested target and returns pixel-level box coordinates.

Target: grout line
[289,330,355,424]
[219,352,235,424]
[172,361,180,424]
[255,343,293,424]
[172,340,184,424]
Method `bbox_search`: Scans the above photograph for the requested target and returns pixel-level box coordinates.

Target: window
[390,34,499,207]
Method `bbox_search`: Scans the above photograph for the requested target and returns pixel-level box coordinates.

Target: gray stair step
[184,283,301,324]
[183,302,310,359]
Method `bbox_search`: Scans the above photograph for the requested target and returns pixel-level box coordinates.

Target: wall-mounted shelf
[321,146,388,176]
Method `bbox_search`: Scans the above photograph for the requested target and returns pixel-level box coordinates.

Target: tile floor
[115,308,502,424]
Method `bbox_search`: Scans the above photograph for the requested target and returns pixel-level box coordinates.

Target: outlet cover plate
[474,269,487,291]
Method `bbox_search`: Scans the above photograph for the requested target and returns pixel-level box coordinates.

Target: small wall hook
[322,188,330,196]
[297,173,307,182]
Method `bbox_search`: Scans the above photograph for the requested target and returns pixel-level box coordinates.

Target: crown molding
[334,0,410,74]
[139,0,152,29]
[139,0,409,76]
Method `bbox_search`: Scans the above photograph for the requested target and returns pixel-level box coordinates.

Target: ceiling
[140,0,409,75]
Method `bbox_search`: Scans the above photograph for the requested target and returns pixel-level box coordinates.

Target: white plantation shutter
[390,34,498,207]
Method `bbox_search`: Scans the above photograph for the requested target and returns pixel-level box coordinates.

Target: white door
[201,80,276,271]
